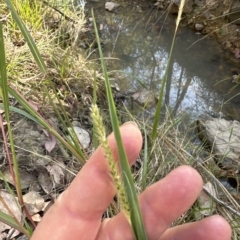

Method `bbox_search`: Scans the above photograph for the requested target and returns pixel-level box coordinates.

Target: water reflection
[85,0,240,121]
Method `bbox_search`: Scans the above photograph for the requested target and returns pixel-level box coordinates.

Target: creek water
[84,0,240,122]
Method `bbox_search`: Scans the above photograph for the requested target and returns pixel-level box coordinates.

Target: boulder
[197,118,240,170]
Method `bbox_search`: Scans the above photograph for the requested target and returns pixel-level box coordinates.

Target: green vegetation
[92,9,147,238]
[0,0,90,237]
[0,0,239,239]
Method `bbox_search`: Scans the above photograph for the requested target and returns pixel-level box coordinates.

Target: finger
[96,166,203,240]
[140,166,203,239]
[31,122,142,240]
[159,215,231,240]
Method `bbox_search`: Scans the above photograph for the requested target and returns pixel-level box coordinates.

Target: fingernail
[122,121,138,127]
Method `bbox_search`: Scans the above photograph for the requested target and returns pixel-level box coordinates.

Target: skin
[31,122,232,240]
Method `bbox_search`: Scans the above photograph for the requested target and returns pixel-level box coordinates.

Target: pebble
[195,23,204,31]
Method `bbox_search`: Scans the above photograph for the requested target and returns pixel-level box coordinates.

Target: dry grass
[1,0,100,108]
[128,111,240,239]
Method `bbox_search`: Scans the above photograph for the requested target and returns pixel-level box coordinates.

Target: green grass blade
[0,103,40,124]
[0,21,23,206]
[92,9,147,240]
[151,0,185,141]
[4,0,46,73]
[142,126,148,191]
[0,211,24,233]
[123,171,147,238]
[92,67,99,149]
[0,23,32,237]
[93,67,97,104]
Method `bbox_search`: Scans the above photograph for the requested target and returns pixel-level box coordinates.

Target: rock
[131,90,157,109]
[105,2,120,12]
[111,83,120,92]
[197,118,240,170]
[67,126,91,149]
[31,213,42,222]
[197,182,216,218]
[169,0,193,14]
[195,23,204,31]
[23,191,45,215]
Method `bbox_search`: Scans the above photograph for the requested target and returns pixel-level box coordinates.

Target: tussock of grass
[2,0,96,102]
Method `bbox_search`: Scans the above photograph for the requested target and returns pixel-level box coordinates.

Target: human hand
[31,122,231,240]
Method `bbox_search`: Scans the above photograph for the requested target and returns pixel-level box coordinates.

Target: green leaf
[142,126,149,191]
[92,67,99,149]
[0,22,31,237]
[5,0,46,73]
[123,171,146,239]
[0,19,24,210]
[0,210,23,232]
[151,0,185,141]
[0,103,40,124]
[91,9,147,240]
